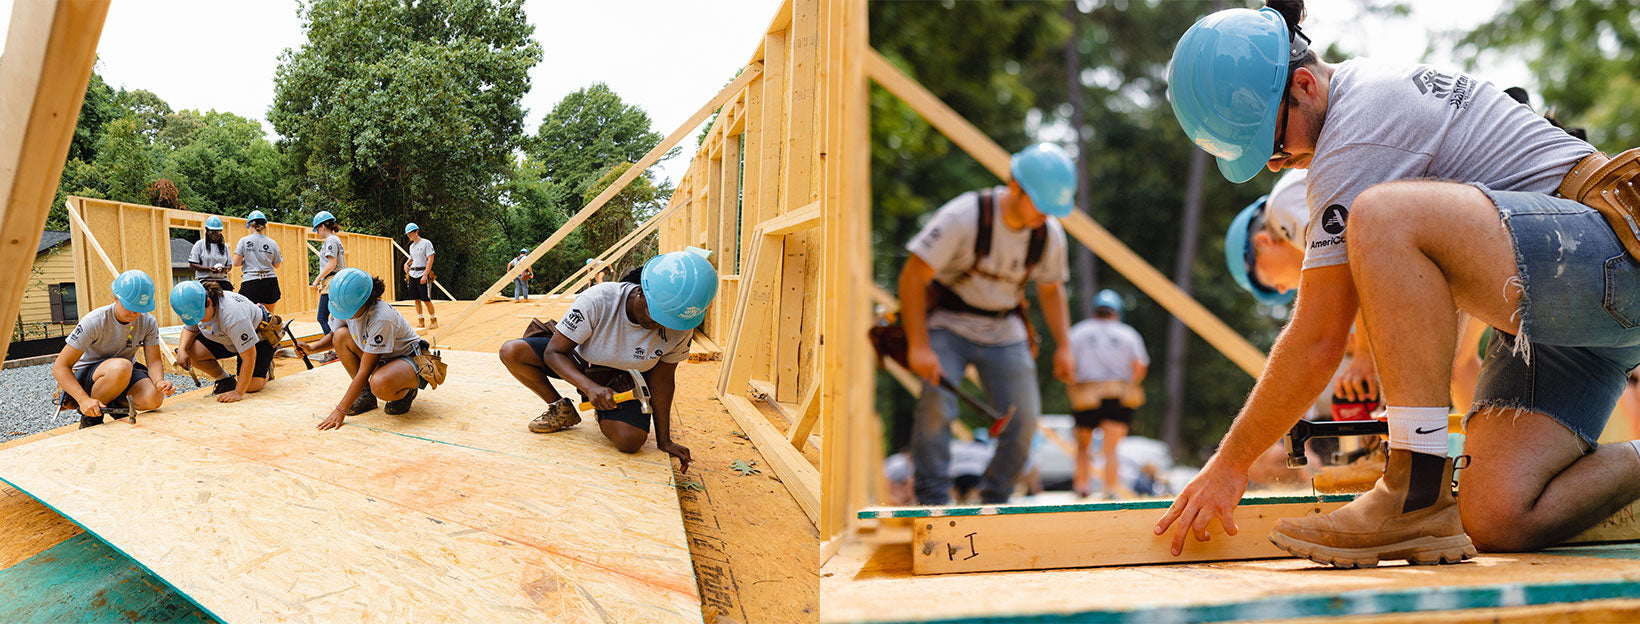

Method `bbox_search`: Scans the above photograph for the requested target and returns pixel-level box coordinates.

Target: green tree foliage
[1457,0,1640,151]
[511,83,673,289]
[271,0,543,298]
[870,1,1275,463]
[164,111,286,218]
[581,162,665,274]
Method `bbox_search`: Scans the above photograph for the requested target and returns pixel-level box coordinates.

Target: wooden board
[0,532,210,623]
[0,350,702,623]
[864,494,1640,576]
[864,494,1350,574]
[820,536,1640,623]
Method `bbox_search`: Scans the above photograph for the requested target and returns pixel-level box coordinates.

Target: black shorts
[405,276,431,301]
[519,336,652,433]
[240,277,281,306]
[1074,402,1134,429]
[199,336,275,379]
[202,278,234,292]
[65,361,151,402]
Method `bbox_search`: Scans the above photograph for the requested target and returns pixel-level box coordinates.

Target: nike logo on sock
[1414,426,1447,435]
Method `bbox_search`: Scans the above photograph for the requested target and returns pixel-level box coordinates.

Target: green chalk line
[858,494,1357,519]
[859,576,1640,624]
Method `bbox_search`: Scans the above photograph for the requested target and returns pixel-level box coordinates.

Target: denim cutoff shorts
[1469,185,1640,446]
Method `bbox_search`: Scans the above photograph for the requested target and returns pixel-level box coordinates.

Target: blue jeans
[317,293,332,334]
[911,328,1041,505]
[1470,186,1640,445]
[514,277,529,299]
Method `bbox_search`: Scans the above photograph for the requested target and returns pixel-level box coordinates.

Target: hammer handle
[578,390,636,411]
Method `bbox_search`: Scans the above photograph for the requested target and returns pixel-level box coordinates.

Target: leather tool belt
[1558,148,1640,262]
[1068,380,1144,411]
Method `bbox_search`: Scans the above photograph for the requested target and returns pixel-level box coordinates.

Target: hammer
[1284,418,1388,468]
[576,370,654,413]
[283,320,313,370]
[867,324,1015,436]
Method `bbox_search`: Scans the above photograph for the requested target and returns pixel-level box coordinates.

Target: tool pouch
[413,339,448,389]
[1558,148,1640,262]
[255,311,284,346]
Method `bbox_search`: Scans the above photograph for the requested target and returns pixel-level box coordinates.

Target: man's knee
[499,339,530,364]
[1460,495,1539,552]
[612,432,646,454]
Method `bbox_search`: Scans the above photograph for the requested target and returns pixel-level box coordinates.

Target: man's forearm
[898,270,932,349]
[1214,325,1349,470]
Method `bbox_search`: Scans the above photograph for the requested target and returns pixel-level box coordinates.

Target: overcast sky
[3,0,1530,187]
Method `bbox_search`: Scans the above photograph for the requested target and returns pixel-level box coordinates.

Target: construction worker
[1158,0,1640,565]
[509,249,533,302]
[234,210,283,306]
[1066,289,1148,499]
[188,216,234,292]
[496,249,715,472]
[587,258,612,285]
[297,268,431,430]
[898,142,1077,505]
[311,211,347,362]
[171,280,278,402]
[51,270,175,428]
[402,223,437,329]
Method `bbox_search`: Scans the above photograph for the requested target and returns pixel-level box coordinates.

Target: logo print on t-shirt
[240,333,251,343]
[1411,67,1475,109]
[1321,205,1349,235]
[563,310,584,331]
[374,334,384,344]
[634,347,646,358]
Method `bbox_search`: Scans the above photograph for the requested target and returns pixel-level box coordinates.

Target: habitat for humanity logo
[1411,67,1475,110]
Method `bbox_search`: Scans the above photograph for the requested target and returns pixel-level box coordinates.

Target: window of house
[49,283,78,323]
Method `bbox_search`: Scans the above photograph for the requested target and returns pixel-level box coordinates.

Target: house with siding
[18,231,78,336]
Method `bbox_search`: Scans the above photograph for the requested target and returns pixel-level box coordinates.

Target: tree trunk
[1064,0,1097,319]
[1162,147,1208,450]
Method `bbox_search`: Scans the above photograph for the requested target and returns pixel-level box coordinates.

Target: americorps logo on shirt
[1311,204,1349,250]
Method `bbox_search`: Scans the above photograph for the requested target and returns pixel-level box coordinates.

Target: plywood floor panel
[0,350,701,623]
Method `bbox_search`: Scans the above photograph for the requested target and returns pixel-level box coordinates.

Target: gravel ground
[0,362,202,443]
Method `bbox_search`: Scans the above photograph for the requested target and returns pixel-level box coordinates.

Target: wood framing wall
[66,196,396,326]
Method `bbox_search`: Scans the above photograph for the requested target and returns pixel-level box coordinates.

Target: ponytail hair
[249,221,267,233]
[363,277,387,309]
[202,279,225,308]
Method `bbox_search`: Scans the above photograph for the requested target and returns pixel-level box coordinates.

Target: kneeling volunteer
[498,249,717,471]
[171,280,279,402]
[51,270,175,427]
[298,268,432,430]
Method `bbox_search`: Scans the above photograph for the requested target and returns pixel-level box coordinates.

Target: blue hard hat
[327,268,373,320]
[1093,289,1125,315]
[1225,196,1294,306]
[311,210,336,232]
[169,280,207,325]
[204,216,224,231]
[585,258,598,267]
[404,222,419,235]
[246,210,267,225]
[640,249,718,331]
[111,270,156,314]
[1168,7,1300,184]
[1009,143,1077,218]
[519,249,529,255]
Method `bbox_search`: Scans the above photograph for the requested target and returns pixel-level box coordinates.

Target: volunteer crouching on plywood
[298,268,441,430]
[52,270,175,428]
[898,143,1076,506]
[171,280,281,402]
[497,249,716,473]
[1156,0,1640,567]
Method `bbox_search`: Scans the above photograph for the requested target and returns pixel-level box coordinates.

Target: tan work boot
[1271,448,1475,568]
[528,398,582,433]
[428,317,439,330]
[416,316,426,328]
[1313,442,1388,493]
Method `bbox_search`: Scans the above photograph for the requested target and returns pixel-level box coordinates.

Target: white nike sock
[1628,440,1640,462]
[1387,406,1452,456]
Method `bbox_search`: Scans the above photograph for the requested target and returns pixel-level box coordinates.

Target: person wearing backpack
[897,142,1078,505]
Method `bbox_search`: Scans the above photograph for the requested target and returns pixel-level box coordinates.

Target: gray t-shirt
[905,186,1069,346]
[234,233,282,280]
[342,300,420,359]
[1303,59,1596,270]
[407,238,435,278]
[188,291,265,354]
[556,282,691,372]
[66,304,160,374]
[1068,318,1149,383]
[320,234,347,275]
[188,239,232,280]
